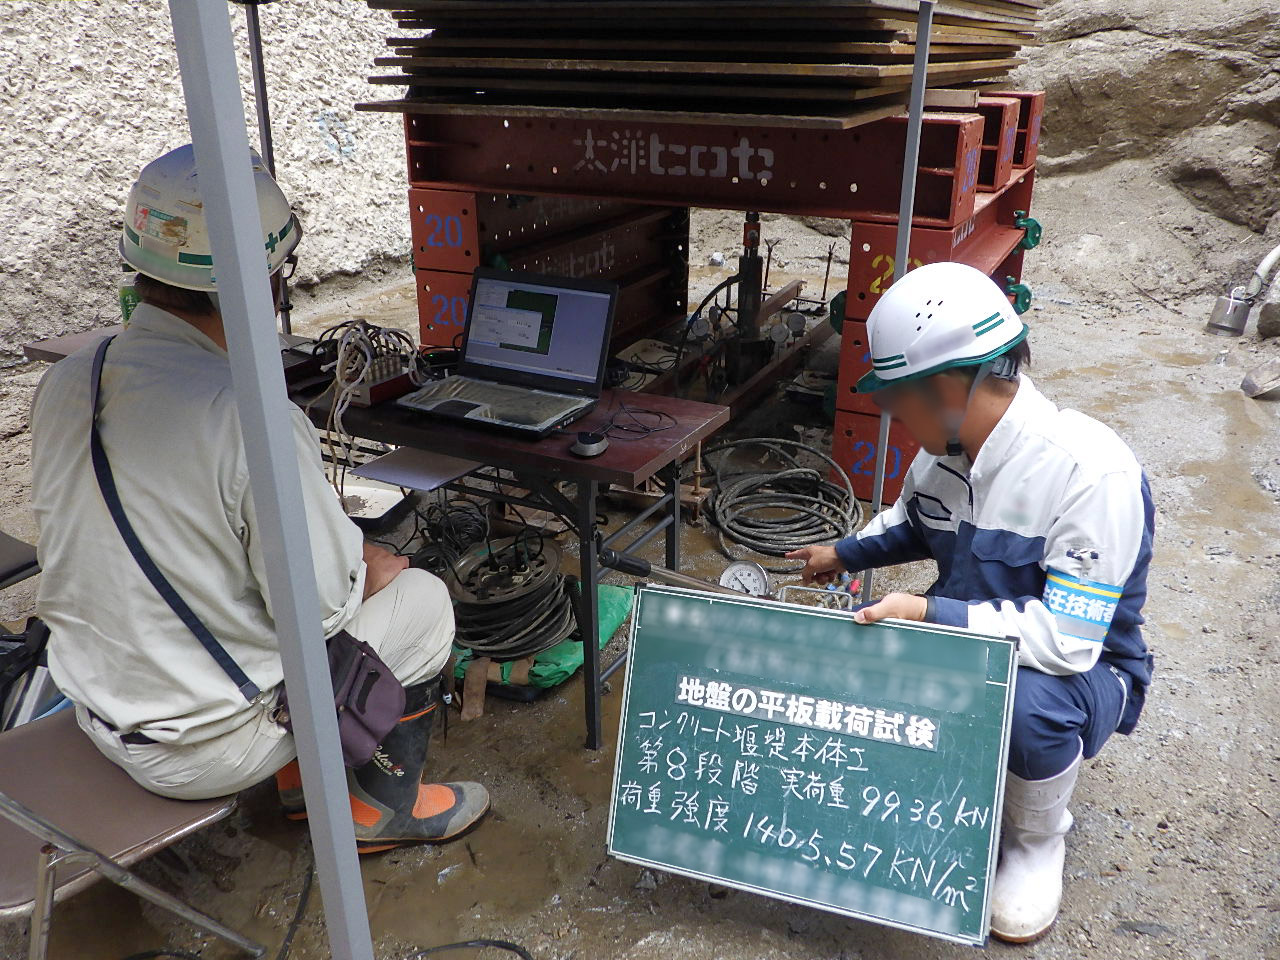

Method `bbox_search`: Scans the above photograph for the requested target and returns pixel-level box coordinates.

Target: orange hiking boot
[275,759,307,821]
[345,675,489,854]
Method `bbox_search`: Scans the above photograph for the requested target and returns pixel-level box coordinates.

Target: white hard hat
[120,143,300,292]
[856,261,1025,393]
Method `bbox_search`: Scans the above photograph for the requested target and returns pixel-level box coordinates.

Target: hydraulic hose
[704,438,862,573]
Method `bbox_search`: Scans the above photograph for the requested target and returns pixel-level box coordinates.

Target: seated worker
[788,262,1153,942]
[29,144,488,853]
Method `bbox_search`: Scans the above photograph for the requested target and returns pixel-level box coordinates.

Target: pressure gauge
[786,311,808,335]
[689,315,712,339]
[769,323,790,344]
[719,560,772,597]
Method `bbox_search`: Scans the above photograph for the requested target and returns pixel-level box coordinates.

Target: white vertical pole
[862,0,935,604]
[166,3,375,958]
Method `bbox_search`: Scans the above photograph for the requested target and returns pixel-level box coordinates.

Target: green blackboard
[607,584,1018,946]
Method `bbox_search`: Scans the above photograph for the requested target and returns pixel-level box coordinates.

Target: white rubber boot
[989,746,1081,943]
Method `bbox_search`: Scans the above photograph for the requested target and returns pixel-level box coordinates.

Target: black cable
[705,438,862,573]
[673,274,740,397]
[406,941,534,960]
[274,860,315,960]
[601,403,677,441]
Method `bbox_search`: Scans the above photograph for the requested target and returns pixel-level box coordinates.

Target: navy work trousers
[1007,658,1130,780]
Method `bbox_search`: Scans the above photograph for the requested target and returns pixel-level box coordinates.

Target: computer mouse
[570,431,610,457]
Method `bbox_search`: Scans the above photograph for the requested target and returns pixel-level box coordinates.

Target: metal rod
[577,479,603,748]
[242,1,292,335]
[244,4,275,178]
[821,240,837,300]
[0,795,265,957]
[600,649,628,683]
[167,4,373,957]
[600,493,672,548]
[27,845,57,960]
[663,459,681,571]
[862,0,934,606]
[596,516,675,580]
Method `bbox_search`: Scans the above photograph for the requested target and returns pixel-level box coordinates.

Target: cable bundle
[411,493,490,574]
[307,319,428,497]
[706,438,862,572]
[448,536,578,661]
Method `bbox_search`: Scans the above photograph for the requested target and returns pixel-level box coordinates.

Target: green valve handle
[1005,276,1032,315]
[827,290,846,335]
[1015,210,1042,250]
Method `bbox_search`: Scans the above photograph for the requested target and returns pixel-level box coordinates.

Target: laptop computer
[397,268,617,437]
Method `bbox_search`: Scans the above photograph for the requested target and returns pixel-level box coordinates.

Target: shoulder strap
[88,337,261,702]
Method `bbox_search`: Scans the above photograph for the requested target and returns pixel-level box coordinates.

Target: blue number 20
[424,214,464,248]
[431,294,467,326]
[850,441,901,479]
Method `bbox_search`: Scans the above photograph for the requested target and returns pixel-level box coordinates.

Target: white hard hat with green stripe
[120,143,300,292]
[856,261,1026,394]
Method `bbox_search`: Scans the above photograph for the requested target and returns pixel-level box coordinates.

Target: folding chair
[0,710,265,959]
[0,528,59,731]
[0,530,38,591]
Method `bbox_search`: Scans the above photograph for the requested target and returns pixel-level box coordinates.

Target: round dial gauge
[786,311,808,334]
[769,324,790,344]
[689,316,712,339]
[719,560,772,596]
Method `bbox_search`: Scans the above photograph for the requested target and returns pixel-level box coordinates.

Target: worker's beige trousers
[78,568,454,800]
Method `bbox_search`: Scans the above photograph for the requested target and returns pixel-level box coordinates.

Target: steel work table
[299,387,729,748]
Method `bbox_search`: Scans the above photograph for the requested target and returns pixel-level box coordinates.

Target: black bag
[88,336,403,767]
[272,629,406,767]
[0,618,50,721]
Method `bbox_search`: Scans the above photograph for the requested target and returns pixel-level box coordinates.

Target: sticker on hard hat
[133,207,188,245]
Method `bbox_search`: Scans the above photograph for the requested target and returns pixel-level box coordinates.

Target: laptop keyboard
[399,376,586,427]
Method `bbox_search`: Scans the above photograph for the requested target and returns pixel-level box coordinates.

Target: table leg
[576,478,603,750]
[664,460,682,572]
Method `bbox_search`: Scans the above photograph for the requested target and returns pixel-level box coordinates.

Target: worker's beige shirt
[30,304,366,745]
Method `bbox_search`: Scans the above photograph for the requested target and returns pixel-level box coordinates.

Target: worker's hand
[363,543,409,599]
[853,592,927,625]
[784,544,845,585]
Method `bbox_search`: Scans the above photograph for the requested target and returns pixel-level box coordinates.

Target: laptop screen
[461,273,614,390]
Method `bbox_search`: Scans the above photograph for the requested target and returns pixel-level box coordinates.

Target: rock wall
[0,0,411,366]
[1012,0,1280,236]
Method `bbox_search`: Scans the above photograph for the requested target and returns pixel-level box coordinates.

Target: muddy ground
[2,159,1280,960]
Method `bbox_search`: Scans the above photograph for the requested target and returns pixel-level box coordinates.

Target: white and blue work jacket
[835,375,1154,734]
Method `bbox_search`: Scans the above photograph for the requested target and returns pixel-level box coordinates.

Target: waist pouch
[272,629,405,767]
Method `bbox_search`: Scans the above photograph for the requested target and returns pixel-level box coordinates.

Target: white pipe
[1244,242,1280,300]
[167,3,375,958]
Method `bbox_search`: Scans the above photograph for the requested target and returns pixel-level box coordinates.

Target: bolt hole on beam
[850,183,859,193]
[862,243,872,252]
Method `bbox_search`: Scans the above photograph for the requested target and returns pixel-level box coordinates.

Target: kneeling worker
[788,262,1154,941]
[30,145,488,853]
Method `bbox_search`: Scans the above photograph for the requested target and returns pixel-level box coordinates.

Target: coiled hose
[448,536,578,662]
[453,574,577,661]
[705,438,862,572]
